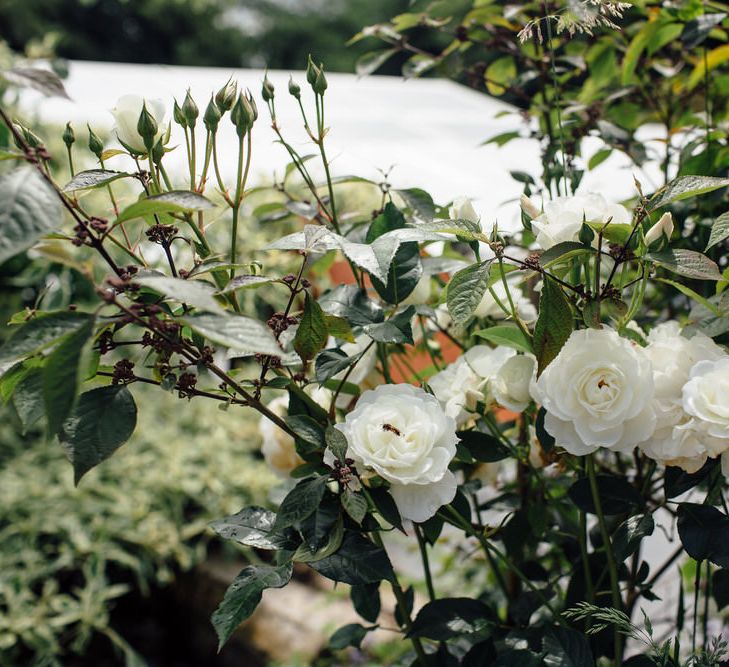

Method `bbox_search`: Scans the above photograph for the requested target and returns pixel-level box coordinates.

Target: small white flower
[644,212,674,246]
[474,280,537,322]
[111,94,166,153]
[491,353,536,412]
[532,328,656,455]
[531,193,631,250]
[335,384,459,523]
[683,358,729,442]
[449,197,479,224]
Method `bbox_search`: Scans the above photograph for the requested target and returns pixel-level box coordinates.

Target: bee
[381,423,402,436]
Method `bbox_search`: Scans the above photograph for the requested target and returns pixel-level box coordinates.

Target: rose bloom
[449,196,479,223]
[474,280,537,322]
[532,328,656,455]
[429,345,515,425]
[491,353,536,412]
[525,193,631,250]
[637,322,726,472]
[335,384,459,523]
[111,94,166,153]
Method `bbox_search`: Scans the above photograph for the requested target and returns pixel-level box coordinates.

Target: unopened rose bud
[644,212,674,246]
[261,74,275,102]
[520,193,541,219]
[62,122,75,148]
[137,103,159,151]
[203,95,221,132]
[173,100,187,128]
[313,66,328,95]
[449,196,479,223]
[215,78,237,112]
[288,76,301,99]
[182,89,199,128]
[87,125,104,158]
[230,93,252,137]
[151,137,165,165]
[245,90,258,122]
[13,122,42,149]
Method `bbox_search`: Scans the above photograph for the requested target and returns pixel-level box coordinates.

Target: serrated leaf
[447,260,493,325]
[325,426,349,461]
[706,211,729,250]
[362,306,415,344]
[0,167,63,264]
[58,385,137,484]
[647,249,722,280]
[309,531,394,585]
[319,285,383,326]
[342,490,368,524]
[613,513,655,561]
[274,476,328,530]
[649,175,729,210]
[180,313,282,357]
[414,218,485,242]
[2,66,70,98]
[211,563,293,650]
[473,324,533,353]
[543,626,594,667]
[209,506,296,550]
[533,277,573,376]
[315,348,355,383]
[0,311,94,365]
[136,275,225,314]
[62,169,131,192]
[395,188,435,222]
[408,598,492,640]
[116,190,215,223]
[11,367,45,430]
[295,294,328,363]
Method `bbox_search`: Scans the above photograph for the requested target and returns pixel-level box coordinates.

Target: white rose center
[576,367,623,413]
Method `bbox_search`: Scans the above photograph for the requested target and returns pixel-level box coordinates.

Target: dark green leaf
[329,623,373,650]
[712,569,729,610]
[533,277,573,376]
[0,167,63,264]
[323,314,354,342]
[180,313,283,357]
[209,506,295,550]
[274,476,328,530]
[342,489,368,524]
[543,626,594,667]
[538,242,591,268]
[2,66,69,97]
[535,407,555,453]
[58,385,137,484]
[568,475,642,515]
[62,169,131,192]
[116,190,215,223]
[665,460,717,498]
[367,486,403,530]
[43,317,95,437]
[408,598,492,640]
[211,563,293,650]
[218,274,278,293]
[363,306,415,344]
[294,293,328,363]
[325,425,349,461]
[11,366,45,430]
[473,324,533,353]
[135,275,225,314]
[677,503,729,566]
[706,211,729,250]
[649,175,729,210]
[309,531,394,584]
[318,285,383,326]
[447,260,492,325]
[351,583,381,623]
[647,249,722,280]
[613,514,655,562]
[457,430,510,462]
[298,499,340,553]
[356,48,398,76]
[395,188,435,222]
[315,348,354,383]
[284,414,325,451]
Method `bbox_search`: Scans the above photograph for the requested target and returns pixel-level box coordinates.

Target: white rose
[491,353,536,412]
[532,328,656,455]
[531,193,631,250]
[474,280,537,322]
[637,323,726,469]
[335,384,459,522]
[683,358,729,443]
[111,94,166,153]
[449,197,479,223]
[429,356,485,426]
[401,273,432,306]
[464,344,516,380]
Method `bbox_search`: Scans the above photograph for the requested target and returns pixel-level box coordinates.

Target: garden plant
[1,0,729,664]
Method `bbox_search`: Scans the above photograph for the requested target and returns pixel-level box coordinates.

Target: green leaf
[408,598,492,640]
[395,188,435,222]
[622,23,653,85]
[284,414,326,454]
[542,626,594,667]
[706,211,729,250]
[649,175,729,210]
[712,570,729,610]
[0,311,94,366]
[11,366,45,430]
[664,460,716,498]
[309,531,394,585]
[363,306,415,344]
[329,623,373,650]
[58,385,137,484]
[485,56,516,95]
[613,513,655,561]
[351,583,381,623]
[482,131,520,147]
[367,487,402,530]
[1,66,69,98]
[43,317,95,437]
[323,314,354,342]
[180,313,282,357]
[342,489,368,524]
[218,275,278,293]
[0,167,63,264]
[447,260,493,325]
[683,13,727,49]
[588,148,612,170]
[211,563,293,650]
[135,275,225,314]
[319,285,384,327]
[294,293,328,363]
[62,169,131,192]
[0,148,24,161]
[457,430,511,462]
[533,277,573,376]
[473,324,533,353]
[315,348,355,383]
[677,503,729,567]
[116,190,215,223]
[647,249,722,280]
[415,218,485,242]
[356,48,398,76]
[209,506,296,550]
[325,425,349,461]
[538,242,591,268]
[568,475,643,515]
[298,499,341,554]
[274,476,328,530]
[656,278,721,316]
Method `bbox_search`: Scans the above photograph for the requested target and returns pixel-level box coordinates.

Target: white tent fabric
[21,60,660,233]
